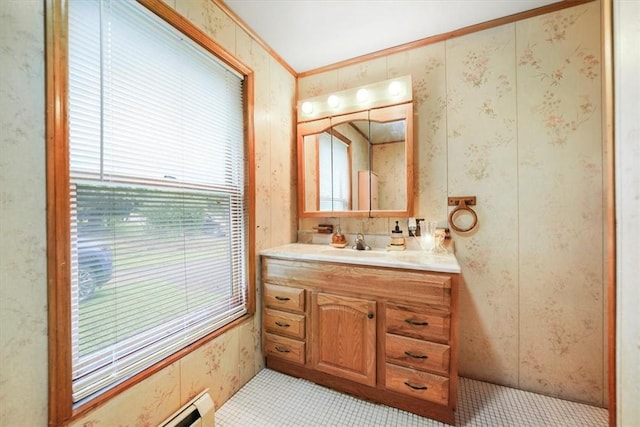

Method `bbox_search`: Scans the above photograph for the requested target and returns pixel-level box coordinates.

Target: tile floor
[215,369,608,426]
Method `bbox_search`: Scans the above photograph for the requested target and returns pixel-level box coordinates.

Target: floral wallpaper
[299,2,606,407]
[515,3,603,404]
[446,22,521,389]
[0,0,295,425]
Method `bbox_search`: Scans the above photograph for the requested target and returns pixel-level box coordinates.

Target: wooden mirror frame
[297,101,413,218]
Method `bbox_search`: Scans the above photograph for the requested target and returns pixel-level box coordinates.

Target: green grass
[111,245,220,270]
[78,278,224,356]
[76,236,229,356]
[107,232,228,269]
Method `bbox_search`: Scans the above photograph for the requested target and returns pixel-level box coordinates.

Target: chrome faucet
[352,233,371,251]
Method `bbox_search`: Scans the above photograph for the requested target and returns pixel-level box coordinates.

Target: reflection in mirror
[300,111,370,214]
[345,118,407,211]
[368,103,413,216]
[302,120,368,212]
[331,120,368,210]
[298,103,413,216]
[369,117,406,211]
[319,133,350,210]
[309,130,351,210]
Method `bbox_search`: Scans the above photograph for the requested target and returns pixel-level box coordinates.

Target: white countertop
[260,243,461,274]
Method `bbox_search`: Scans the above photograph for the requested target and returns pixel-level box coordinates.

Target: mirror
[297,102,414,217]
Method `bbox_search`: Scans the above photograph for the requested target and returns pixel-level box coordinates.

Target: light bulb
[388,81,403,96]
[327,95,340,108]
[301,101,313,115]
[356,88,369,103]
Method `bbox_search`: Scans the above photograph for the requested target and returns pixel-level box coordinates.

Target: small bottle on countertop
[386,221,406,251]
[331,226,348,248]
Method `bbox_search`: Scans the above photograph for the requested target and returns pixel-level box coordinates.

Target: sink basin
[320,249,385,257]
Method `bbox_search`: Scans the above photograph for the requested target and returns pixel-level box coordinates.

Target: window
[46,0,254,422]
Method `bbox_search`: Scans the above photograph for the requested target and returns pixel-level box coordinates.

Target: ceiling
[223,0,559,73]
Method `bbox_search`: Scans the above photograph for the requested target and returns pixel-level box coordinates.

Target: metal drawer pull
[405,319,429,326]
[404,351,428,359]
[275,346,290,353]
[275,296,291,301]
[404,381,428,390]
[275,321,290,328]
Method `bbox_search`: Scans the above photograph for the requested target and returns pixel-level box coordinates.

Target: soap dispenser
[386,221,406,251]
[330,226,348,248]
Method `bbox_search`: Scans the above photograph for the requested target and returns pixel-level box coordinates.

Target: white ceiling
[223,0,559,73]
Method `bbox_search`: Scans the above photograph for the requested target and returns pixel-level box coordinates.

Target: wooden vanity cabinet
[261,256,459,425]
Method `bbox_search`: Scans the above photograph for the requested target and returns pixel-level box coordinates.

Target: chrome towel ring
[448,196,478,233]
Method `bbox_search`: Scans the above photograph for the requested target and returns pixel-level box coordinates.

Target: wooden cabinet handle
[275,296,290,301]
[404,381,428,390]
[405,318,429,326]
[367,312,374,319]
[274,345,290,353]
[404,351,428,359]
[275,321,290,328]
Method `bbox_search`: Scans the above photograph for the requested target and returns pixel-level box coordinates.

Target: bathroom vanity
[260,243,460,425]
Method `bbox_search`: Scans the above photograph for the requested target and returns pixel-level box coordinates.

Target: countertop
[260,243,460,274]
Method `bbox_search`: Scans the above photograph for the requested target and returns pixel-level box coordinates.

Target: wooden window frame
[45,0,255,424]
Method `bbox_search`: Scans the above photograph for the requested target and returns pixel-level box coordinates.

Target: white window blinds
[68,0,247,404]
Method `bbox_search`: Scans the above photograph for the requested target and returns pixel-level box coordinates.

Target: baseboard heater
[159,389,215,427]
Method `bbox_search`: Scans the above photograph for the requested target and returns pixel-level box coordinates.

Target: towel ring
[448,196,478,233]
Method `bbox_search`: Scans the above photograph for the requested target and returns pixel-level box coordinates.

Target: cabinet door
[311,292,376,386]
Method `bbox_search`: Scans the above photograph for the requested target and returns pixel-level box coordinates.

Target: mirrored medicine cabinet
[297,76,414,218]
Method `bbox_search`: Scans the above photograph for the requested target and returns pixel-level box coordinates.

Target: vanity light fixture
[297,75,412,121]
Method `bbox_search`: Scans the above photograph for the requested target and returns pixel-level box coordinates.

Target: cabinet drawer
[386,333,450,376]
[386,304,450,343]
[264,333,305,365]
[385,363,449,405]
[264,283,305,313]
[264,308,305,339]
